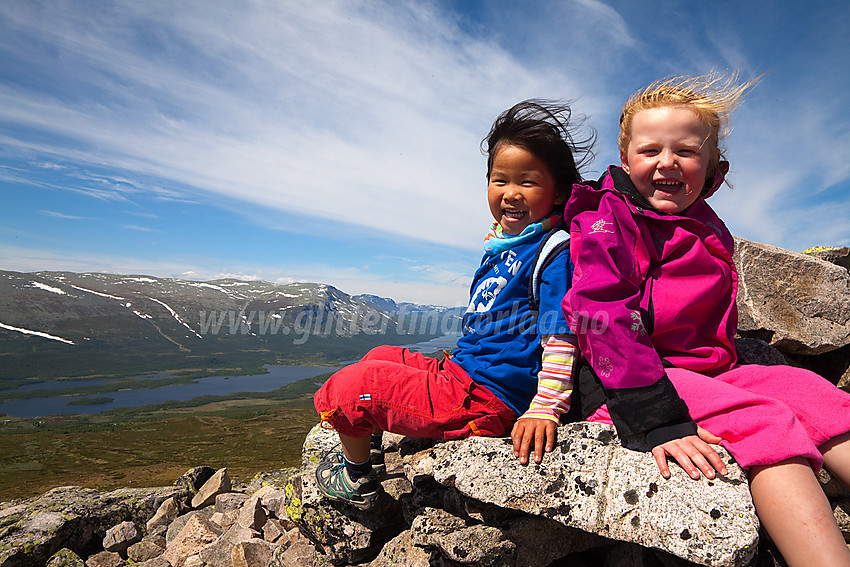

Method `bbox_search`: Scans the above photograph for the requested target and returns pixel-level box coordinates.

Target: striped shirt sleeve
[519,334,577,423]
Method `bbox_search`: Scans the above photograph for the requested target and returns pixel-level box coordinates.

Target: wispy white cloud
[0,1,565,250]
[129,212,161,220]
[40,210,91,220]
[34,162,68,171]
[121,224,156,232]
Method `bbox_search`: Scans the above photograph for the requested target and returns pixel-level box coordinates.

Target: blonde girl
[564,73,850,566]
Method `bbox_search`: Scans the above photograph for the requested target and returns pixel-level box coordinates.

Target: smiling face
[621,106,715,214]
[487,144,562,236]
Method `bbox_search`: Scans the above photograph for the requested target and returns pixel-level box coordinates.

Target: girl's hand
[651,426,728,480]
[512,418,557,464]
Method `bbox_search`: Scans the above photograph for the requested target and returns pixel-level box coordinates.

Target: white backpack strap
[530,229,570,308]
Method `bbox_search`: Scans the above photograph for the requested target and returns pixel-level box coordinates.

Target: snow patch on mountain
[0,321,75,344]
[148,297,202,339]
[30,282,66,295]
[70,285,125,301]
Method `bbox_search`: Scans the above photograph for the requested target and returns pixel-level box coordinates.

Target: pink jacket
[563,166,738,446]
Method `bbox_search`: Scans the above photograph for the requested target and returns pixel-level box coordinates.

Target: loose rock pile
[3,416,849,567]
[0,466,303,567]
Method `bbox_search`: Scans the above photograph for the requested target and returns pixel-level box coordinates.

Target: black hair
[482,100,596,207]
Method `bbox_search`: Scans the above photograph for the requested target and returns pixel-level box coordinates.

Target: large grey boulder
[293,422,757,567]
[408,422,758,567]
[735,237,850,355]
[0,485,184,567]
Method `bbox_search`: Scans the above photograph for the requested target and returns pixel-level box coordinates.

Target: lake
[0,333,460,418]
[0,365,338,418]
[401,332,461,353]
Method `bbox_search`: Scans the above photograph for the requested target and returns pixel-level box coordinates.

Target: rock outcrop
[0,485,183,567]
[735,237,850,388]
[408,427,756,565]
[287,423,758,567]
[735,237,850,356]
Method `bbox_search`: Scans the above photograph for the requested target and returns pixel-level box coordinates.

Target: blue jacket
[452,230,572,415]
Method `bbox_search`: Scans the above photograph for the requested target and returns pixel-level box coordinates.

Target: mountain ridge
[0,270,462,382]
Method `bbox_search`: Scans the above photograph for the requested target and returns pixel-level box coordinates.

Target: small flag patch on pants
[359,394,371,401]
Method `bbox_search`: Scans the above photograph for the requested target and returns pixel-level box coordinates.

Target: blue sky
[1,1,848,306]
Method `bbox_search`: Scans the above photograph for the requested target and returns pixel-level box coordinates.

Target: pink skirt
[587,364,850,471]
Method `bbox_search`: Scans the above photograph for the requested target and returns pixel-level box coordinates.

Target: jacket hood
[568,162,729,219]
[703,161,729,199]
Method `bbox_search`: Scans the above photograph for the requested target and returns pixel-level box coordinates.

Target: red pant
[314,345,517,439]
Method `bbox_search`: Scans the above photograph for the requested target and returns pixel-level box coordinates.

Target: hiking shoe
[315,452,381,511]
[317,445,385,479]
[321,444,386,479]
[370,445,386,480]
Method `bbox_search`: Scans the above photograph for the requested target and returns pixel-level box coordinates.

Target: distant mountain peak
[0,269,462,379]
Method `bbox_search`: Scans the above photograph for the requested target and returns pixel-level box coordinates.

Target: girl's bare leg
[339,432,371,463]
[749,457,850,566]
[821,430,850,487]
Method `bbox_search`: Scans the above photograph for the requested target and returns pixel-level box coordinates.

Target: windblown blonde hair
[618,72,761,173]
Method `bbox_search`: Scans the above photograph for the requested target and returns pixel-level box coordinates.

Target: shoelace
[318,441,343,463]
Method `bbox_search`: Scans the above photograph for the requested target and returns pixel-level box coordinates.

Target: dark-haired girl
[313,100,594,510]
